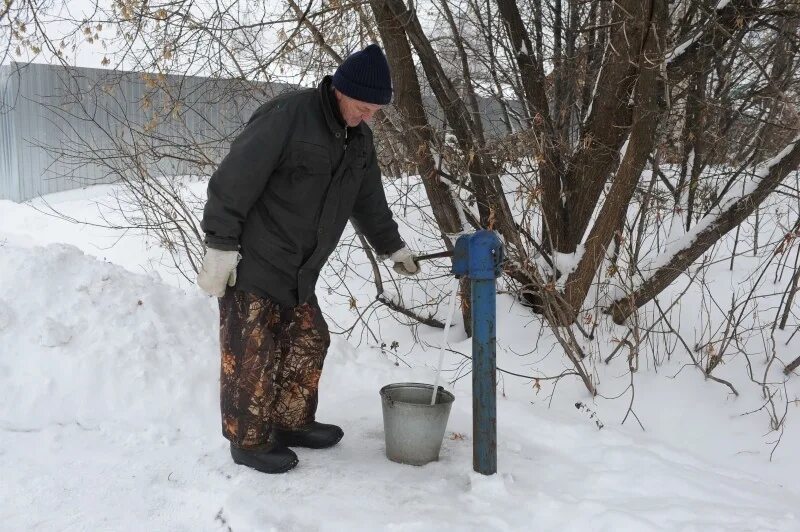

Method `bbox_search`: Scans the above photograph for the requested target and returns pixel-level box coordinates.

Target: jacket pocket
[286,141,332,209]
[292,141,330,177]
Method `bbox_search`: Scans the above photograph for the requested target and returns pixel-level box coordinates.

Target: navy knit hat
[332,44,392,105]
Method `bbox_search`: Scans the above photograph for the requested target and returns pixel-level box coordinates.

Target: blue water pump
[452,230,504,475]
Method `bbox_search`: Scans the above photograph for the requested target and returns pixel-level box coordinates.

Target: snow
[553,246,585,287]
[582,39,609,126]
[756,133,800,178]
[667,0,735,65]
[666,34,702,65]
[618,134,631,164]
[2,183,800,530]
[523,39,533,59]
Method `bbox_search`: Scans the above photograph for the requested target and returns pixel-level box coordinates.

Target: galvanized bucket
[380,382,455,466]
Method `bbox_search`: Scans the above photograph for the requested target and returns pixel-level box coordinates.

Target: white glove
[390,246,420,276]
[197,248,241,297]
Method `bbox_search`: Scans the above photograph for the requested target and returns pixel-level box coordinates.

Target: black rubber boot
[274,422,344,449]
[230,443,299,474]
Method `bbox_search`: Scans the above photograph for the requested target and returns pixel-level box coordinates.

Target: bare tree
[6,0,800,436]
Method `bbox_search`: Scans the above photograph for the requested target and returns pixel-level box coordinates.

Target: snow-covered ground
[1,183,799,531]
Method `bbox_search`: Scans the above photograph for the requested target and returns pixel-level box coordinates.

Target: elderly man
[197,44,419,474]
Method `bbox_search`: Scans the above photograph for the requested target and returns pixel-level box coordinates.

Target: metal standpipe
[452,230,504,475]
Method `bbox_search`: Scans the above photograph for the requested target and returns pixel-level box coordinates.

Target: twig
[376,294,445,328]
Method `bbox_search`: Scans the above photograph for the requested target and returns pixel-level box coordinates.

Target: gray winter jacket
[201,76,404,306]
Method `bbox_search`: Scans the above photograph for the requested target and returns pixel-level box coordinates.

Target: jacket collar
[319,76,365,137]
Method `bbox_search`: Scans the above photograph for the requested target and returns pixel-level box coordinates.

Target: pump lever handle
[414,250,454,262]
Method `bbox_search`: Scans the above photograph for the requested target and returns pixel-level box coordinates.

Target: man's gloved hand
[390,246,420,276]
[197,248,241,297]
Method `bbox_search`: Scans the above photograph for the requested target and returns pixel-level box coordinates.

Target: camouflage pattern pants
[218,288,330,449]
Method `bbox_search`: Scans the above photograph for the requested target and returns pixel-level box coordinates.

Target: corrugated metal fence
[0,62,288,202]
[0,61,520,202]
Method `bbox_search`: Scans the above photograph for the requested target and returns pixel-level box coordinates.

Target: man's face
[334,89,384,127]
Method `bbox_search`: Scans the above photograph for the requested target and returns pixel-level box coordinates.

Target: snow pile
[0,242,219,436]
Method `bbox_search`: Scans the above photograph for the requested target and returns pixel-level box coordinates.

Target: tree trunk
[562,0,667,318]
[370,0,464,242]
[560,0,648,253]
[439,0,485,142]
[495,0,565,252]
[380,0,521,253]
[681,70,708,231]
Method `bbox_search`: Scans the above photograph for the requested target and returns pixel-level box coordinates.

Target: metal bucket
[380,382,455,466]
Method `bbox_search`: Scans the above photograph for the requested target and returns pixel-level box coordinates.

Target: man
[197,44,420,474]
